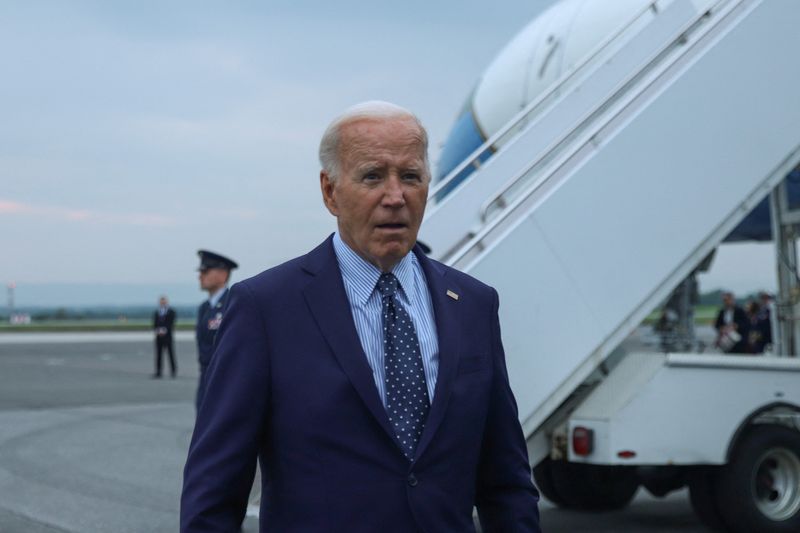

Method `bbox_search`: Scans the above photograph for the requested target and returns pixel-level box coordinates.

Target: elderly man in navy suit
[181,101,541,532]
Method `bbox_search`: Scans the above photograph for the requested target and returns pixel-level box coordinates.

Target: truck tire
[532,458,568,506]
[714,424,800,533]
[547,460,639,511]
[687,467,726,531]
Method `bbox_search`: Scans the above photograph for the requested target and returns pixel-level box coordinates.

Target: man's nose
[382,176,405,206]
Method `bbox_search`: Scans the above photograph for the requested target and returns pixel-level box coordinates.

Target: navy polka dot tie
[377,273,430,460]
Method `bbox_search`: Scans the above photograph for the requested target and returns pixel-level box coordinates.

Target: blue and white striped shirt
[332,232,439,407]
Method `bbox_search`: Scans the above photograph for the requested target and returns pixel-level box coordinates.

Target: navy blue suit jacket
[181,236,540,532]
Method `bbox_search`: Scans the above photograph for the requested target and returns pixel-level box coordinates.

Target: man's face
[320,115,429,272]
[159,297,168,307]
[199,268,228,293]
[723,293,734,308]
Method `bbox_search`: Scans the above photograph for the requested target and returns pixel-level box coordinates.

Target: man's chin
[370,243,414,270]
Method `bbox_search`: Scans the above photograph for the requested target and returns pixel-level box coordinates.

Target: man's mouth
[376,223,407,230]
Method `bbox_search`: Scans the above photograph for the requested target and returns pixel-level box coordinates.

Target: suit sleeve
[180,282,270,532]
[476,288,541,532]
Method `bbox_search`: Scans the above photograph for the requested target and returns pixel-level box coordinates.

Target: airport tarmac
[0,329,713,532]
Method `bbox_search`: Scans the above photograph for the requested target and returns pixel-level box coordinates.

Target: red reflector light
[572,426,594,456]
[617,450,637,459]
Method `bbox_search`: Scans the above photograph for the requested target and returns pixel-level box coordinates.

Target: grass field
[643,305,718,325]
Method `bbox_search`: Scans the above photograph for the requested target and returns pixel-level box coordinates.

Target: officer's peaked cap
[197,250,238,271]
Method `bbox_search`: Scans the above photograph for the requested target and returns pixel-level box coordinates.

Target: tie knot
[377,273,399,299]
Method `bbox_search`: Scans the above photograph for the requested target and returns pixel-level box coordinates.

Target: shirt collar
[332,232,416,307]
[208,287,227,307]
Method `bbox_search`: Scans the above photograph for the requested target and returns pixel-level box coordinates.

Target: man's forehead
[345,145,426,171]
[343,119,424,155]
[342,115,422,141]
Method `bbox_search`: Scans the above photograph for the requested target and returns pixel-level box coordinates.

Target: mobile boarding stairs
[420,0,800,529]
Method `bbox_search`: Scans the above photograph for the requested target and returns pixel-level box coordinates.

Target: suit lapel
[414,250,462,460]
[301,237,402,449]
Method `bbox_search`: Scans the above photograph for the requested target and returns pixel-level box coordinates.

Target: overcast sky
[0,0,776,305]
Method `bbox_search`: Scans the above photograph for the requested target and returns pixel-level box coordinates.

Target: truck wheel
[548,460,639,511]
[532,458,568,506]
[715,424,800,533]
[687,467,726,531]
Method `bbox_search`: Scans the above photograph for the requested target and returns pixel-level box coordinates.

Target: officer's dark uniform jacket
[196,288,230,368]
[195,288,230,409]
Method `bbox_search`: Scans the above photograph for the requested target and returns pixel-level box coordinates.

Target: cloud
[0,198,176,227]
[124,98,325,157]
[0,200,28,214]
[215,208,260,220]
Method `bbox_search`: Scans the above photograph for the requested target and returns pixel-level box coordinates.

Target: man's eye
[363,173,380,182]
[402,173,421,182]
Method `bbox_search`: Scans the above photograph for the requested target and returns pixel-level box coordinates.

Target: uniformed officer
[195,250,238,411]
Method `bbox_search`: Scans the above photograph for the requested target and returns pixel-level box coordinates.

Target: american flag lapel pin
[446,290,459,301]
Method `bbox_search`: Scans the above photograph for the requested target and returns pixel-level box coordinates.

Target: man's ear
[320,170,339,216]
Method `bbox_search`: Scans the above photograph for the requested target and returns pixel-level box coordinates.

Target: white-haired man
[181,101,541,532]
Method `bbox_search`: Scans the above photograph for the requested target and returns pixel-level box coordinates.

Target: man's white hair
[318,100,429,181]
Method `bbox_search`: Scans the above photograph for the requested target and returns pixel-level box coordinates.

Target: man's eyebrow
[355,163,384,174]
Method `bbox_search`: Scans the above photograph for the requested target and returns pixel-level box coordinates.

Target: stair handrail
[428,0,664,201]
[476,3,716,224]
[446,1,733,267]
